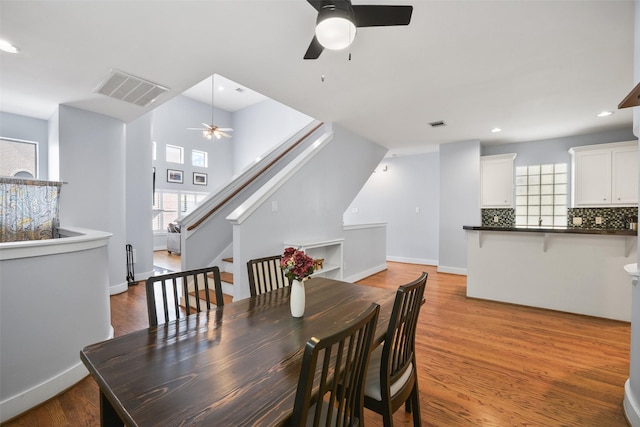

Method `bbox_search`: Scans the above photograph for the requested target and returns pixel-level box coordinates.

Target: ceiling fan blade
[187,128,207,131]
[202,123,214,129]
[352,5,413,27]
[306,0,324,12]
[218,131,232,138]
[304,35,324,60]
[217,128,234,131]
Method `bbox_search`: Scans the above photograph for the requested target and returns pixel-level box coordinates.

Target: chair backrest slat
[292,303,380,427]
[247,255,290,297]
[383,272,427,387]
[145,266,224,327]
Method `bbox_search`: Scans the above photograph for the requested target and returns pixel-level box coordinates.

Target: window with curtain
[0,178,62,242]
[0,138,37,178]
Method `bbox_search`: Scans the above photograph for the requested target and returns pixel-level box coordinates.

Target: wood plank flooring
[2,260,631,426]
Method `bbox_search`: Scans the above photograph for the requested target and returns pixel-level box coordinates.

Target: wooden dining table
[80,277,396,426]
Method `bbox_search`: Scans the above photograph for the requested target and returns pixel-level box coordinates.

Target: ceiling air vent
[94,69,169,107]
[428,120,447,128]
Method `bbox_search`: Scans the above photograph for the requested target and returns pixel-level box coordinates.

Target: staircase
[185,257,235,308]
[220,257,234,297]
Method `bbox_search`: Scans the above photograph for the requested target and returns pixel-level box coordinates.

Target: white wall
[231,124,387,300]
[152,95,234,194]
[126,114,154,282]
[57,105,128,294]
[344,152,440,265]
[627,2,640,425]
[439,140,481,274]
[231,99,314,175]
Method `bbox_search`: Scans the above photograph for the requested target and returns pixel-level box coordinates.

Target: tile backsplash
[567,207,638,230]
[481,208,515,227]
[481,207,638,229]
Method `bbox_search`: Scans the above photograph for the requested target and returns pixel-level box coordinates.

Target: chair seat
[364,345,414,402]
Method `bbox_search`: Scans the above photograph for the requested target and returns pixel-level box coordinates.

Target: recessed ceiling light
[0,39,20,54]
[491,127,502,133]
[597,111,613,117]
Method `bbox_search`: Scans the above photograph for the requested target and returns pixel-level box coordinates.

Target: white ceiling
[0,0,635,156]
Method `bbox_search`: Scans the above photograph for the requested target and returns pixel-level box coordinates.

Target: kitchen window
[515,163,567,227]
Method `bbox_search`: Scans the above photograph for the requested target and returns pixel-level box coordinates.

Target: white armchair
[166,223,181,255]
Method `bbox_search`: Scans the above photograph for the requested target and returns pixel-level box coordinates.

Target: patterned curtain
[0,178,63,242]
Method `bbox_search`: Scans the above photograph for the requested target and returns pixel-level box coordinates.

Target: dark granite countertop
[463,225,637,236]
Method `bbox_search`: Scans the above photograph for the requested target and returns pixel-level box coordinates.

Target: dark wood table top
[81,277,396,426]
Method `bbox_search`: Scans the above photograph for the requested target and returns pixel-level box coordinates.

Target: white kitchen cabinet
[570,141,638,207]
[283,238,344,280]
[480,153,516,208]
[612,145,639,204]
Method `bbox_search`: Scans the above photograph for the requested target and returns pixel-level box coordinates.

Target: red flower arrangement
[280,247,315,282]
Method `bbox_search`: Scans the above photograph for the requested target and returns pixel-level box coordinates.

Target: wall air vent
[94,69,169,107]
[429,120,447,128]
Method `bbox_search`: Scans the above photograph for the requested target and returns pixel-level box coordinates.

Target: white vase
[290,279,306,318]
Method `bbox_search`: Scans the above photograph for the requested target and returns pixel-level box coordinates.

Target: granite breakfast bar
[464,225,637,321]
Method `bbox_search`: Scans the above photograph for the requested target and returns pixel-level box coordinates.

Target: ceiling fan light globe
[315,16,356,50]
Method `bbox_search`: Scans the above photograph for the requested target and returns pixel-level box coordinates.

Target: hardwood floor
[2,261,631,426]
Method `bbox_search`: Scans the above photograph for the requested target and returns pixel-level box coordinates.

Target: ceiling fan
[189,123,234,140]
[303,0,413,60]
[187,75,234,140]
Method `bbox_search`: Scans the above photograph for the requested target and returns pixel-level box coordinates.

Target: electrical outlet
[351,207,359,214]
[572,217,582,226]
[493,216,499,223]
[595,217,602,225]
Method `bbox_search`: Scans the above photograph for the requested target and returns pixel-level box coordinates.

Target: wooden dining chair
[246,255,289,297]
[363,272,428,427]
[145,266,224,327]
[291,303,380,427]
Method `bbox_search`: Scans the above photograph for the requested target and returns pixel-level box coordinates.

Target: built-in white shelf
[284,238,344,280]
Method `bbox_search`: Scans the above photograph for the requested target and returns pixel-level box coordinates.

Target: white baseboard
[624,379,640,427]
[437,265,468,276]
[110,281,128,295]
[135,269,154,282]
[386,256,438,266]
[343,263,388,283]
[0,327,114,423]
[0,363,89,423]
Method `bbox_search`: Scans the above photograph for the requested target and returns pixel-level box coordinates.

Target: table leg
[100,391,123,426]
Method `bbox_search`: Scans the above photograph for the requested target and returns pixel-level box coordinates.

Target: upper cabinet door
[481,154,516,208]
[570,141,638,207]
[612,146,638,205]
[573,150,612,206]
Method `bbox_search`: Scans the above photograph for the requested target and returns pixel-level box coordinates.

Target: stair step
[220,271,233,284]
[188,289,233,306]
[222,257,233,263]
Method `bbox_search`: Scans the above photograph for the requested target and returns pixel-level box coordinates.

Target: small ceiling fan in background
[303,0,413,59]
[188,75,234,140]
